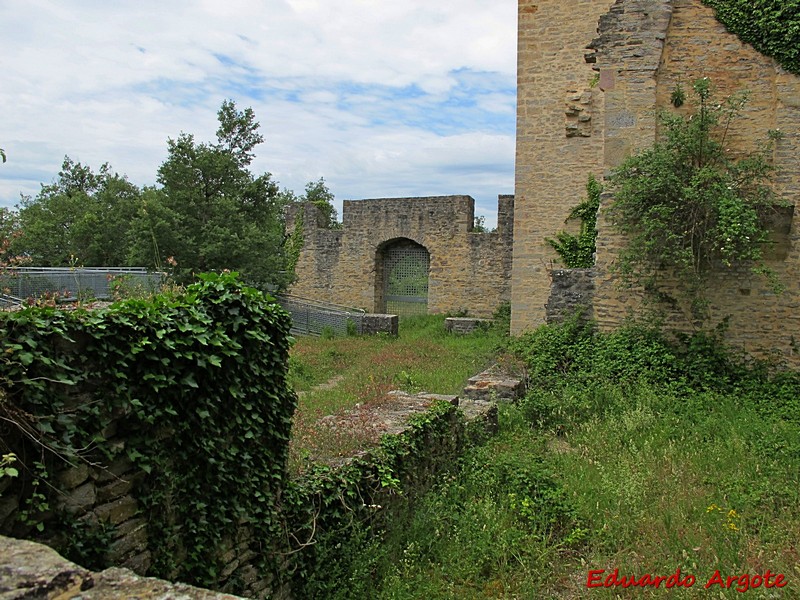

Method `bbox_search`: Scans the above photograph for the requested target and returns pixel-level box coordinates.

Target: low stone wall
[359,314,399,335]
[265,389,500,597]
[444,317,493,334]
[545,268,596,323]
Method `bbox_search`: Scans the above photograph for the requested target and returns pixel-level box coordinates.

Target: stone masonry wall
[0,407,277,598]
[0,415,152,574]
[511,0,615,334]
[545,268,596,323]
[590,0,800,364]
[514,0,800,364]
[287,195,513,318]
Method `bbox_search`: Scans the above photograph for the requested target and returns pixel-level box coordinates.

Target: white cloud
[0,0,516,227]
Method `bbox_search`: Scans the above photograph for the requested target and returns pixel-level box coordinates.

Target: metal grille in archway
[383,240,429,317]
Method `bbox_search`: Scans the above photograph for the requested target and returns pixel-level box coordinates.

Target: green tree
[129,100,290,288]
[0,208,26,269]
[302,177,339,228]
[14,158,141,266]
[473,215,489,233]
[608,78,782,318]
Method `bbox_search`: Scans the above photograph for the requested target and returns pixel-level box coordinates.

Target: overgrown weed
[319,317,800,598]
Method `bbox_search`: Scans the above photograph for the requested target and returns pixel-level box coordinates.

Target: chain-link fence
[0,276,397,336]
[0,267,163,306]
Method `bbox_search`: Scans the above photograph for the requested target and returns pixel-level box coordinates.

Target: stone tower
[512,0,800,364]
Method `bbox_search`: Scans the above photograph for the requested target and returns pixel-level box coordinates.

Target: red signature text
[587,568,788,592]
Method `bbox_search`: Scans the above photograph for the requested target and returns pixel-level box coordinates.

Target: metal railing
[275,294,367,336]
[0,267,163,305]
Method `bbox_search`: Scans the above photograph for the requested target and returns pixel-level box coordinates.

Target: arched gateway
[376,238,430,316]
[285,195,514,318]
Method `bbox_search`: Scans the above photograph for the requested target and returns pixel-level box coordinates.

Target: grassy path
[286,315,506,471]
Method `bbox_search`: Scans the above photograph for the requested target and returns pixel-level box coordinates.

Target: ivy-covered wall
[0,274,297,594]
[0,278,497,598]
[702,0,800,75]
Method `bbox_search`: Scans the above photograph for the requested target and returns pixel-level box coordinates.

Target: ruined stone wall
[511,0,615,334]
[514,0,800,363]
[0,393,498,600]
[287,195,514,318]
[0,405,280,598]
[591,0,800,363]
[546,268,596,324]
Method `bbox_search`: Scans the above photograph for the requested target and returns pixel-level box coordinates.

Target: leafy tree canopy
[15,158,141,266]
[13,100,305,291]
[131,99,290,288]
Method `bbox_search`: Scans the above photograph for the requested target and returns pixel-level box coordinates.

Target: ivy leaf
[181,374,199,388]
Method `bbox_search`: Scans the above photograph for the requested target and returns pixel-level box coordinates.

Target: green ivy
[281,399,463,598]
[0,272,296,586]
[704,0,800,75]
[547,175,602,268]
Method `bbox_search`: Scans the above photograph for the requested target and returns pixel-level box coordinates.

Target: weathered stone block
[112,516,147,539]
[94,495,138,525]
[57,463,90,490]
[360,314,399,335]
[96,475,136,504]
[107,523,148,562]
[444,317,492,334]
[60,482,97,516]
[93,456,135,483]
[462,365,525,402]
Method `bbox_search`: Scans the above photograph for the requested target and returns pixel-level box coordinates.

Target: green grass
[308,319,800,599]
[334,387,799,599]
[287,314,508,471]
[539,384,800,599]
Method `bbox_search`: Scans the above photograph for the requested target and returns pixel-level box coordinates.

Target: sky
[0,1,517,228]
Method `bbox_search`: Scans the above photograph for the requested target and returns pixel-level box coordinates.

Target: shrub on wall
[607,78,784,319]
[0,272,296,586]
[547,175,602,268]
